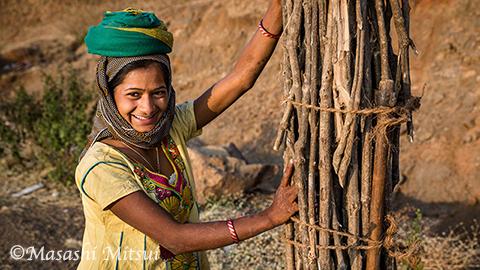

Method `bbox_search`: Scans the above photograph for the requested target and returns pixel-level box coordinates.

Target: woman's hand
[265,162,299,227]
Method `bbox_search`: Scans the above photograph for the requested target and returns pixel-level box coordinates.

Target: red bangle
[226,219,240,243]
[258,19,282,40]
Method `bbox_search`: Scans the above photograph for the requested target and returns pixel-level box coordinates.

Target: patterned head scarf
[81,8,176,159]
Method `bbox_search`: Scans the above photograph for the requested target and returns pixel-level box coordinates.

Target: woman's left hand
[264,162,298,227]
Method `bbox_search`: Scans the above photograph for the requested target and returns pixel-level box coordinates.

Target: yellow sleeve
[78,161,142,210]
[173,100,202,141]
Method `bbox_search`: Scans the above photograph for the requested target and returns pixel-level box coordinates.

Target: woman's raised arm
[109,162,297,255]
[194,0,282,129]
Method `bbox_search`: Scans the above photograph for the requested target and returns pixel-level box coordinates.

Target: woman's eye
[127,92,140,98]
[154,90,167,97]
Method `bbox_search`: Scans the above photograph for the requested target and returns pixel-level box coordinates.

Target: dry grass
[419,223,480,270]
[395,208,480,270]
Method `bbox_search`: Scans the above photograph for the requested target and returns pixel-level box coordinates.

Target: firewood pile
[274,0,421,269]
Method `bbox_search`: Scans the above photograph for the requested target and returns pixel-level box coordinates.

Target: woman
[76,1,298,269]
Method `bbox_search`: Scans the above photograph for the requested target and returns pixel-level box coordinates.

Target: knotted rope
[283,214,421,268]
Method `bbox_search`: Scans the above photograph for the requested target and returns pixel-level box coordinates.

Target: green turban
[85,8,173,57]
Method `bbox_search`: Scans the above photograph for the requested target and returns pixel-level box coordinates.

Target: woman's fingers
[280,161,294,187]
[271,164,299,224]
[291,202,299,213]
[289,187,298,199]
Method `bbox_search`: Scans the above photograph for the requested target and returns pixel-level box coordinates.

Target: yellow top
[75,101,209,269]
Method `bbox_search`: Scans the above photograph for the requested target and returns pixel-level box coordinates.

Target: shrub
[0,87,40,158]
[0,69,94,185]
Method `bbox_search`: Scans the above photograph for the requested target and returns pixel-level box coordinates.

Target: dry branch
[317,0,335,268]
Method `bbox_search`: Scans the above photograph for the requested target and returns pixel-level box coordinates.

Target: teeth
[133,115,153,120]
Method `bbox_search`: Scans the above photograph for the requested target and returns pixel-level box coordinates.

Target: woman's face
[113,64,169,133]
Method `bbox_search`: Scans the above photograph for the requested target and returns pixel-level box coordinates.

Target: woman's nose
[138,95,156,115]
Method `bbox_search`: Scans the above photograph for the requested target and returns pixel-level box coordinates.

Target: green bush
[0,87,40,158]
[0,69,94,185]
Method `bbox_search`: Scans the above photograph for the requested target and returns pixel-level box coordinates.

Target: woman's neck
[101,138,174,176]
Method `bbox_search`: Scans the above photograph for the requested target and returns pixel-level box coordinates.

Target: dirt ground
[0,0,479,269]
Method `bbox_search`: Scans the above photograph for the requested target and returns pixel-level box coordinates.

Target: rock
[51,190,59,198]
[188,143,278,204]
[462,128,480,143]
[11,183,44,198]
[64,238,82,250]
[0,206,10,214]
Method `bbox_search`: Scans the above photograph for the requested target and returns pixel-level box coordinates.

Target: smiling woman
[112,62,169,133]
[76,3,297,270]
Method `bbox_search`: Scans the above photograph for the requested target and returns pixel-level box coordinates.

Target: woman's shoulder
[173,100,194,120]
[76,142,130,174]
[172,100,201,141]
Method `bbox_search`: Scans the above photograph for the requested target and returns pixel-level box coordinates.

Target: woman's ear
[97,56,110,96]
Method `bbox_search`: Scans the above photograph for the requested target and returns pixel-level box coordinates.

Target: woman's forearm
[168,208,276,254]
[193,1,284,128]
[111,192,274,255]
[164,162,297,255]
[231,0,283,89]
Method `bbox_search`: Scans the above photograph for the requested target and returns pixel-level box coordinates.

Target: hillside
[0,0,478,268]
[2,0,478,204]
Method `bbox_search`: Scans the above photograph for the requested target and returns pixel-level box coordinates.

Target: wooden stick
[289,0,310,267]
[389,0,410,51]
[360,2,374,244]
[385,133,396,270]
[334,0,366,188]
[386,128,396,214]
[374,0,392,82]
[318,0,327,56]
[331,0,350,144]
[360,117,373,239]
[308,0,320,268]
[273,98,294,151]
[366,0,394,268]
[331,0,352,174]
[282,1,296,269]
[402,0,415,142]
[332,84,345,143]
[300,1,316,269]
[345,2,367,268]
[366,122,390,270]
[286,113,298,270]
[331,189,347,269]
[346,141,362,269]
[285,222,295,270]
[318,1,335,268]
[274,0,297,151]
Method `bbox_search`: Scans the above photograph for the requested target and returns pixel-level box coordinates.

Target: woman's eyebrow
[124,86,167,91]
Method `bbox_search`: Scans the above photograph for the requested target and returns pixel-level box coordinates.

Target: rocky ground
[0,0,479,269]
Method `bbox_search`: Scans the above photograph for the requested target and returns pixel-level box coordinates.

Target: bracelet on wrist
[226,219,240,243]
[258,19,282,40]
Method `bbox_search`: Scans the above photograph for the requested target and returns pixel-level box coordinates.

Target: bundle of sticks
[274,0,421,269]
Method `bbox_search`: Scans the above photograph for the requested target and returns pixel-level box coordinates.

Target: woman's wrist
[262,1,283,36]
[260,206,280,228]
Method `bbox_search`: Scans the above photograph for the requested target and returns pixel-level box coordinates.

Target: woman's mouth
[131,112,159,126]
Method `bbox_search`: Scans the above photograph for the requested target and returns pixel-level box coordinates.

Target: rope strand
[284,214,421,265]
